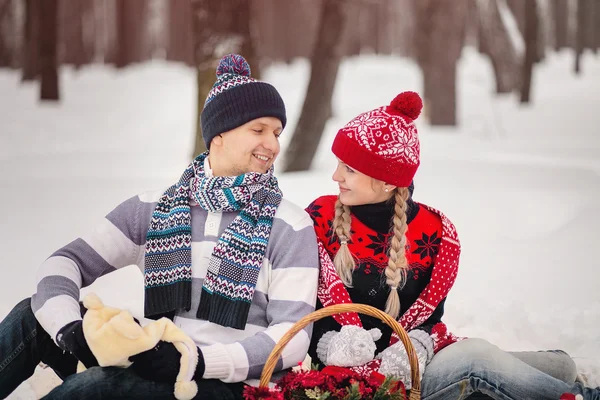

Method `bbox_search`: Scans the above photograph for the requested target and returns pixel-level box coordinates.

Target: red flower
[242,385,283,400]
[244,365,405,399]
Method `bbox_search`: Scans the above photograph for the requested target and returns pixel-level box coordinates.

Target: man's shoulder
[273,198,313,231]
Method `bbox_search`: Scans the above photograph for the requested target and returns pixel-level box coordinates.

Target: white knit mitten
[377,329,434,390]
[316,325,382,367]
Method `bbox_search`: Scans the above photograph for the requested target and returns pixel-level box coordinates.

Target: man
[0,54,319,399]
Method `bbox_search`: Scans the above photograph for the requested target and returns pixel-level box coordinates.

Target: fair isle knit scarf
[144,152,282,329]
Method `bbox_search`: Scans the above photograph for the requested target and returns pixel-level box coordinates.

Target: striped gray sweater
[31,188,320,383]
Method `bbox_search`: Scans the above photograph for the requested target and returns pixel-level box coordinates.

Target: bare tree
[596,0,600,52]
[553,0,569,50]
[520,0,538,103]
[59,0,95,67]
[575,0,587,74]
[166,0,194,66]
[38,0,59,100]
[584,0,598,52]
[191,0,258,159]
[415,0,467,126]
[283,0,349,172]
[507,0,526,36]
[477,0,522,93]
[0,0,21,68]
[22,0,39,81]
[114,0,149,68]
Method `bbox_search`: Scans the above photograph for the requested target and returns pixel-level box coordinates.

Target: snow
[1,47,599,397]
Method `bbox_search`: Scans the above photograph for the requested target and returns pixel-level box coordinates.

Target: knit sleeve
[31,192,158,343]
[199,206,320,382]
[411,298,445,335]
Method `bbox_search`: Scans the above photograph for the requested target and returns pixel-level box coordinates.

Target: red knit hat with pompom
[332,91,423,188]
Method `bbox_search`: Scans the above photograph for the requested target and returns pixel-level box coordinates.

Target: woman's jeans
[422,338,599,400]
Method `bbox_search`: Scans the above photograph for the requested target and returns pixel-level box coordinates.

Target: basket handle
[259,303,421,400]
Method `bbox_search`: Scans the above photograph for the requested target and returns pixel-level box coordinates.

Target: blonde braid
[384,187,410,319]
[333,198,355,287]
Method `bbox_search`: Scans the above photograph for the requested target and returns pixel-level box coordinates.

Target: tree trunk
[520,0,538,103]
[585,0,597,52]
[596,0,600,52]
[114,0,148,68]
[553,0,569,50]
[166,0,194,66]
[507,0,526,37]
[415,0,467,126]
[22,0,39,81]
[477,0,488,54]
[423,63,458,126]
[193,65,214,157]
[39,0,59,100]
[191,0,259,159]
[59,0,94,67]
[233,0,260,79]
[283,0,348,172]
[0,0,16,67]
[477,0,521,93]
[575,0,586,74]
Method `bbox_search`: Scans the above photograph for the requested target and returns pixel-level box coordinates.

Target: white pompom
[174,380,198,400]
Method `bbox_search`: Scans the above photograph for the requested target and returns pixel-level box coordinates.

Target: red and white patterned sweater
[305,195,461,370]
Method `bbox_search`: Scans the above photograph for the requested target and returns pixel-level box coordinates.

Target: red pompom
[389,91,423,120]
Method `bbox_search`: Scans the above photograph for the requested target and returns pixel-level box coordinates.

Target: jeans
[421,338,600,400]
[0,298,245,400]
[0,298,78,399]
[41,367,245,400]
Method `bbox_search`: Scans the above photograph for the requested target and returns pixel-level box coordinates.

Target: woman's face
[332,159,394,206]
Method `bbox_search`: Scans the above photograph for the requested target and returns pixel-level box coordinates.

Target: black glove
[129,341,205,384]
[56,320,99,369]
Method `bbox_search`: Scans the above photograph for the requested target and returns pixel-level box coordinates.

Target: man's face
[210,117,283,176]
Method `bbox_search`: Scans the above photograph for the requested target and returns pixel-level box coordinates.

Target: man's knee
[4,298,35,324]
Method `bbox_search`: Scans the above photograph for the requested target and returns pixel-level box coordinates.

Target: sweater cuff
[199,343,232,380]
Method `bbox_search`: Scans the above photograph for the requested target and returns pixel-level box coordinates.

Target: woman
[305,91,598,400]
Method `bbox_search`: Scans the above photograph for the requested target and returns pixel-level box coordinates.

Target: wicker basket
[259,303,421,400]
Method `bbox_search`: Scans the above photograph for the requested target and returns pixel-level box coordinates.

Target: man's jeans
[0,298,244,400]
[422,338,600,400]
[0,298,78,399]
[42,367,245,400]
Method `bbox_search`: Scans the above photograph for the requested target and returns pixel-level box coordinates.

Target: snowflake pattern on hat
[332,91,423,188]
[342,107,420,165]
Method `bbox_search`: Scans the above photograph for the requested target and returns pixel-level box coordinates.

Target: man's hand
[129,341,205,383]
[56,320,98,369]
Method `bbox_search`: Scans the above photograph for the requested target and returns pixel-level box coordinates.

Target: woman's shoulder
[412,202,460,245]
[412,202,443,228]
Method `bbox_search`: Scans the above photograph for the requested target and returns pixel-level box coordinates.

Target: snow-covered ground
[1,47,599,398]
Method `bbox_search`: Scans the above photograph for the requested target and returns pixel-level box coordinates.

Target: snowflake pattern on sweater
[306,195,461,370]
